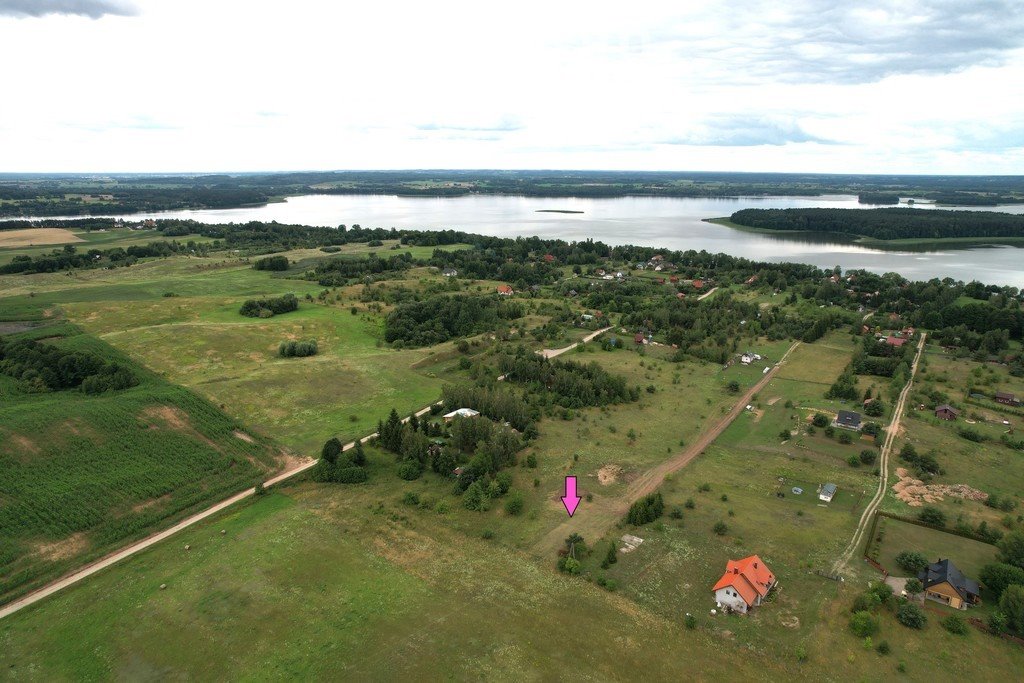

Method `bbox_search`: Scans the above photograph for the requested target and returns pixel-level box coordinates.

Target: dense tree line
[278,339,318,357]
[440,384,535,432]
[384,294,524,347]
[497,349,637,408]
[0,337,137,394]
[253,255,289,271]
[311,437,368,483]
[730,207,1024,241]
[312,253,415,286]
[0,240,207,275]
[239,294,298,318]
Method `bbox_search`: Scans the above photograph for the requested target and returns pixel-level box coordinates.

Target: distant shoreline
[536,209,584,214]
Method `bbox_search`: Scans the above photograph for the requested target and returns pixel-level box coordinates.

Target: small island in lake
[536,209,584,214]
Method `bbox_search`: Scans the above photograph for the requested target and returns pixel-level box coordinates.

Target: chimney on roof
[753,562,758,568]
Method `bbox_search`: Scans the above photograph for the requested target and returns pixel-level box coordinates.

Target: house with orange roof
[712,555,776,614]
[496,285,514,296]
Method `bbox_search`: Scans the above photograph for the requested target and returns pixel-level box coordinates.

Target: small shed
[819,483,837,503]
[935,405,960,421]
[996,391,1016,405]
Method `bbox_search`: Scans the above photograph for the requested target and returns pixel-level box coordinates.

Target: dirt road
[536,326,612,359]
[0,401,441,621]
[831,333,926,575]
[0,327,618,620]
[697,286,719,301]
[529,340,800,556]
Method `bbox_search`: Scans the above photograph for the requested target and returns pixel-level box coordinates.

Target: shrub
[713,521,729,536]
[239,293,298,318]
[876,640,891,655]
[904,578,923,595]
[698,483,712,492]
[669,507,683,520]
[895,603,926,629]
[685,613,697,630]
[397,461,422,481]
[847,455,860,467]
[812,413,830,428]
[779,429,792,440]
[941,614,969,636]
[334,466,368,484]
[895,551,929,574]
[918,506,946,526]
[279,339,318,358]
[860,449,877,465]
[979,563,1024,600]
[849,611,880,637]
[838,432,852,445]
[504,491,524,516]
[463,480,488,511]
[402,491,420,506]
[684,498,696,509]
[526,453,538,468]
[627,492,664,525]
[481,529,495,540]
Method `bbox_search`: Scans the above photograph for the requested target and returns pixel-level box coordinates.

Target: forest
[384,294,525,346]
[0,337,138,394]
[729,207,1024,241]
[2,171,1023,217]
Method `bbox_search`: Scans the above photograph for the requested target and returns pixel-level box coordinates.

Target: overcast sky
[2,0,1023,174]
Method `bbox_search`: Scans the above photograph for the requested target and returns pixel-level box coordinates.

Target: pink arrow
[561,476,581,517]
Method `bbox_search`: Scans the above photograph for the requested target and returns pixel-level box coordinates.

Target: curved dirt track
[832,333,926,574]
[530,341,800,556]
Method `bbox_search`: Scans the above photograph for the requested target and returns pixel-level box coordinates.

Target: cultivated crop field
[0,326,283,604]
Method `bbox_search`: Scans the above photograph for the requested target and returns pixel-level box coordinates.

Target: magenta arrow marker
[561,476,581,517]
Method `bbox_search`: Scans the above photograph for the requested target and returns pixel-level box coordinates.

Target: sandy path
[536,326,612,359]
[529,340,800,556]
[831,333,926,574]
[697,286,719,301]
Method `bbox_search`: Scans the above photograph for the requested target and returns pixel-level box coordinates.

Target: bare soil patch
[33,532,88,562]
[233,430,256,443]
[0,228,83,248]
[766,396,782,406]
[597,464,622,485]
[131,493,171,514]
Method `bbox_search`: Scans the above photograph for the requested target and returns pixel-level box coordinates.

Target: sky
[2,0,1024,174]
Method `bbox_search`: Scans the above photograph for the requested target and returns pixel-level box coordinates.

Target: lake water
[25,194,1024,287]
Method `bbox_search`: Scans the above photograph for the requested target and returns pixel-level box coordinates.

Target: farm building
[918,559,980,610]
[442,267,458,277]
[634,333,646,345]
[882,336,908,348]
[711,555,776,614]
[496,285,514,296]
[834,410,862,431]
[996,391,1017,406]
[935,405,960,421]
[443,408,480,422]
[818,483,837,503]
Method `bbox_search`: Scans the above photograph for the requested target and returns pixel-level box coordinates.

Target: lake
[26,194,1024,286]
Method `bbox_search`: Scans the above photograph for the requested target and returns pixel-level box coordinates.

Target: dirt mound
[892,468,988,507]
[598,464,622,485]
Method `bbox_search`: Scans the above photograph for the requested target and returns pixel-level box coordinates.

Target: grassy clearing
[0,327,283,604]
[869,517,999,578]
[0,228,219,265]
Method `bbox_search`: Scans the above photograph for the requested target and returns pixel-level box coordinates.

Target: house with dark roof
[712,555,776,614]
[935,405,960,421]
[996,391,1017,406]
[918,559,980,610]
[833,410,862,431]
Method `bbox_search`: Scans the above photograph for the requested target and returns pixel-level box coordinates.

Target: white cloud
[0,0,1023,172]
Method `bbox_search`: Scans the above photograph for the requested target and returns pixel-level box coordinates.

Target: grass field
[0,228,219,265]
[0,326,284,604]
[869,516,999,579]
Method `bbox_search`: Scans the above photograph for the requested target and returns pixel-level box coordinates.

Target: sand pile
[892,467,988,507]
